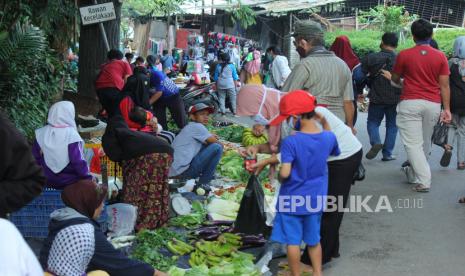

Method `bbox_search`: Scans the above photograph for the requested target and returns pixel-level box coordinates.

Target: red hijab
[329,35,360,71]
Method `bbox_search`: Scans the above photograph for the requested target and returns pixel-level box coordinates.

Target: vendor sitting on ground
[242,124,268,147]
[40,181,166,276]
[169,103,223,193]
[32,101,92,189]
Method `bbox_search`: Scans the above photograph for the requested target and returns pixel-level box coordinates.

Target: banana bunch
[189,233,245,268]
[166,238,194,255]
[242,128,268,147]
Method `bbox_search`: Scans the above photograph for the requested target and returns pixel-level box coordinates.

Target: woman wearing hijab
[40,181,166,276]
[102,115,173,230]
[119,66,175,143]
[237,84,362,268]
[330,36,364,124]
[32,101,92,189]
[241,49,263,85]
[442,36,465,173]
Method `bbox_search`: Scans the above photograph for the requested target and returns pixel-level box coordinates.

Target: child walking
[214,51,239,116]
[269,91,340,276]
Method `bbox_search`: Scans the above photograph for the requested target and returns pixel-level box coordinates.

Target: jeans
[218,88,237,114]
[396,99,440,187]
[179,143,223,185]
[153,93,187,131]
[367,103,398,158]
[447,114,465,163]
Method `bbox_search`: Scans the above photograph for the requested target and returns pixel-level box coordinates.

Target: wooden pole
[93,0,110,52]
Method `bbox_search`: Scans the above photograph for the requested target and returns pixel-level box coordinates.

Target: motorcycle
[181,82,220,113]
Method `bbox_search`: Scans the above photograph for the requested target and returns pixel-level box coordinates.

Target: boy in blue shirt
[269,91,340,276]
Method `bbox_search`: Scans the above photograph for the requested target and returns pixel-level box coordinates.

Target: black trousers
[301,149,363,266]
[153,94,187,131]
[96,87,122,118]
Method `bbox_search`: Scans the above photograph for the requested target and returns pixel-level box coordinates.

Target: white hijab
[35,101,83,173]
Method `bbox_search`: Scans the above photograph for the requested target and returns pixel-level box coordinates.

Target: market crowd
[1,18,465,276]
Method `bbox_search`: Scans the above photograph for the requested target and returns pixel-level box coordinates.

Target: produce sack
[234,175,270,236]
[106,203,138,237]
[432,121,448,147]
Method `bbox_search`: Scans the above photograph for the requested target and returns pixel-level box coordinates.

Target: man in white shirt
[266,46,291,89]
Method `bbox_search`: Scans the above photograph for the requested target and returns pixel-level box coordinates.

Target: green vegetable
[186,264,209,276]
[218,150,270,183]
[168,266,186,276]
[169,201,207,228]
[212,125,245,143]
[209,261,236,276]
[130,228,183,272]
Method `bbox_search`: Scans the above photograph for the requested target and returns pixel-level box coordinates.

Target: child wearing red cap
[270,91,340,276]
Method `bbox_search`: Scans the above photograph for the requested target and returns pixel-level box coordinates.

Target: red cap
[269,90,316,126]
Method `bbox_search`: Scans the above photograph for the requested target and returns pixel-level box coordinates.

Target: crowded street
[2,1,465,276]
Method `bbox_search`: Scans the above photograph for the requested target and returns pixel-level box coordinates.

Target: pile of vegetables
[169,201,207,229]
[211,124,244,143]
[242,128,268,147]
[131,228,183,272]
[207,198,240,221]
[218,150,250,182]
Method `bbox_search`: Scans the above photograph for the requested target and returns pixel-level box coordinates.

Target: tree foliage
[358,5,417,33]
[227,0,256,30]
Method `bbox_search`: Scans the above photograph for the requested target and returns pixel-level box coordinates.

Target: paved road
[223,112,465,276]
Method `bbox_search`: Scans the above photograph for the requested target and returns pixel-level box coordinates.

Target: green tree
[227,0,256,30]
[359,5,417,33]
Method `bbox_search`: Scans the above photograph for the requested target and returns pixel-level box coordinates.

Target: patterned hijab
[451,36,465,77]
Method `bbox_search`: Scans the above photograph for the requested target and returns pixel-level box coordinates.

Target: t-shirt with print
[278,131,340,215]
[169,122,212,176]
[95,60,132,91]
[148,68,179,99]
[392,45,450,103]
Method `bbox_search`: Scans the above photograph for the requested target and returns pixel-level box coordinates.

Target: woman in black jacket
[40,180,166,276]
[441,36,465,171]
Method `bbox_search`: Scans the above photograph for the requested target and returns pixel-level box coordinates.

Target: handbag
[432,121,448,147]
[353,163,366,182]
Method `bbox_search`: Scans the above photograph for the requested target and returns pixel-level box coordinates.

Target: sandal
[412,184,430,193]
[459,197,465,203]
[458,162,465,170]
[440,149,453,167]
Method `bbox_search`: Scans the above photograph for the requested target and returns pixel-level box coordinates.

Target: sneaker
[365,144,383,160]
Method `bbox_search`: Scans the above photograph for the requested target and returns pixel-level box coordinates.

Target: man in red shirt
[390,19,452,192]
[95,49,132,117]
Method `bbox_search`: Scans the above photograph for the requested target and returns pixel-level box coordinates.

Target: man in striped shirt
[282,21,356,134]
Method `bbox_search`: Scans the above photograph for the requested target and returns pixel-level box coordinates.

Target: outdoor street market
[1,0,465,276]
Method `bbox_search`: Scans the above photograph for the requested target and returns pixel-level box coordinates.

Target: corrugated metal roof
[180,0,344,15]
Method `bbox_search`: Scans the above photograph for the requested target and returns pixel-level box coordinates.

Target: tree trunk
[78,0,121,97]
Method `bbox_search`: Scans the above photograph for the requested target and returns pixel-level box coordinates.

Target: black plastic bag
[353,163,366,182]
[432,121,448,147]
[234,175,271,236]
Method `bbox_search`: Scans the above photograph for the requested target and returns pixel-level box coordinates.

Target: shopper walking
[390,19,451,192]
[362,32,401,161]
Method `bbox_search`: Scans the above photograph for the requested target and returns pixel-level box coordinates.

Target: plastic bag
[106,203,138,237]
[234,175,271,236]
[353,163,366,182]
[264,179,280,226]
[432,121,448,147]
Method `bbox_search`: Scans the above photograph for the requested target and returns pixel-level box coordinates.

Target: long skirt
[301,149,362,266]
[121,153,173,230]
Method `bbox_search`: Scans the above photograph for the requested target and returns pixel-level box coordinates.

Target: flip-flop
[366,144,383,160]
[278,260,313,273]
[459,197,465,204]
[412,184,430,193]
[440,150,452,167]
[458,162,465,170]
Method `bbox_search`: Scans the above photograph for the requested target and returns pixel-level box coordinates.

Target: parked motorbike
[181,82,220,113]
